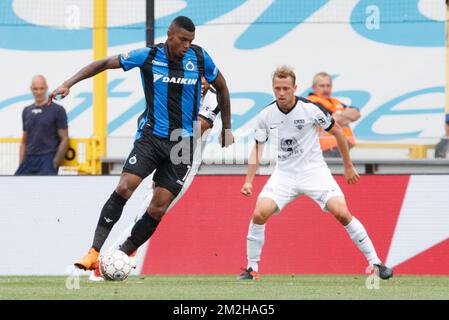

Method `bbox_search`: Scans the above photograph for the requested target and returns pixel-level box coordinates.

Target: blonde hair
[312,72,332,86]
[272,65,296,85]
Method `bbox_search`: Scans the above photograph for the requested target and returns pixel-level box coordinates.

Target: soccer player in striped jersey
[50,16,234,271]
[89,78,220,280]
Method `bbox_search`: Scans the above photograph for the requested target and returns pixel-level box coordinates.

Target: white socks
[246,216,380,273]
[344,216,381,267]
[246,220,266,272]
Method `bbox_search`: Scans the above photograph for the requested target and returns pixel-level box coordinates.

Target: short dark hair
[171,16,195,32]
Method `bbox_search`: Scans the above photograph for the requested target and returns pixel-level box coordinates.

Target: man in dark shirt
[434,114,449,159]
[15,75,69,175]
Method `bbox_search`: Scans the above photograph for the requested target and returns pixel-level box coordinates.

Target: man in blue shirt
[435,114,449,158]
[49,16,233,270]
[16,75,68,175]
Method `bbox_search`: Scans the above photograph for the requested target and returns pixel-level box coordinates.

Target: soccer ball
[99,250,132,281]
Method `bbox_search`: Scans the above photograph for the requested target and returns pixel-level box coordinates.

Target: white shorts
[198,104,219,127]
[258,166,344,212]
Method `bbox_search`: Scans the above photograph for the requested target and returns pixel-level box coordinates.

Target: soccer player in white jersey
[239,66,393,280]
[90,77,220,280]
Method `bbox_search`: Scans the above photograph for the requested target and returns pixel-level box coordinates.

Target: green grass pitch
[0,275,448,300]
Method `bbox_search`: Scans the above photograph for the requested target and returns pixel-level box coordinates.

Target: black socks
[92,191,128,251]
[119,213,161,255]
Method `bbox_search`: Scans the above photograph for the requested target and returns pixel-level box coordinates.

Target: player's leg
[75,129,160,270]
[95,172,142,248]
[239,173,296,280]
[91,159,200,279]
[325,196,393,279]
[89,179,154,281]
[118,135,193,255]
[107,178,155,252]
[95,123,208,281]
[119,186,175,255]
[94,124,207,281]
[106,165,193,255]
[239,197,278,280]
[108,119,208,252]
[304,166,393,279]
[326,196,380,264]
[74,172,143,270]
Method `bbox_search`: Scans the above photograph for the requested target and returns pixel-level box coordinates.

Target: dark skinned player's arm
[48,55,121,102]
[210,72,233,147]
[198,117,212,136]
[210,72,231,130]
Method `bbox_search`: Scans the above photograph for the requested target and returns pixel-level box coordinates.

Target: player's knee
[252,208,271,224]
[116,178,139,199]
[331,206,352,225]
[147,203,167,221]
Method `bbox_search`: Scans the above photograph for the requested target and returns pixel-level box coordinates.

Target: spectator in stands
[434,114,449,159]
[15,75,69,175]
[307,72,360,158]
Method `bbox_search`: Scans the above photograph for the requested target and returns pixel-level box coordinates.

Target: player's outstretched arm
[328,123,359,184]
[48,55,121,103]
[211,72,234,147]
[241,141,264,196]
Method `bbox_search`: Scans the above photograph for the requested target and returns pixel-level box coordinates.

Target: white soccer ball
[99,250,132,281]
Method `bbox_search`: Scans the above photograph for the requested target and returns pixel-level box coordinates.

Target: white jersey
[255,96,335,174]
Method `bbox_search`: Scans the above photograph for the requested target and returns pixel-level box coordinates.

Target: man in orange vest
[307,72,361,157]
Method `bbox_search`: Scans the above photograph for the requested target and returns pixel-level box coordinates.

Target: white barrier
[1,174,449,275]
[0,176,152,275]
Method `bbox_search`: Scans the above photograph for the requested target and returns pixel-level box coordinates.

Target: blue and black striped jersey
[119,43,219,139]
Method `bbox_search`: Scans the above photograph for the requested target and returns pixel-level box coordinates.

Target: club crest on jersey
[279,137,302,160]
[294,119,305,130]
[123,52,130,60]
[280,138,298,153]
[185,60,195,71]
[128,155,137,165]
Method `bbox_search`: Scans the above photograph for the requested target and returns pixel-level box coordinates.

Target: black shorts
[123,127,194,196]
